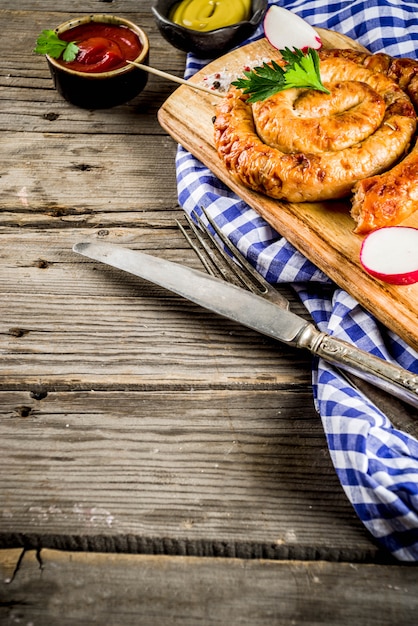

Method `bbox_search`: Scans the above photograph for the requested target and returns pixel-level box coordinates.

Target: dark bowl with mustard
[152,0,268,58]
[45,14,150,109]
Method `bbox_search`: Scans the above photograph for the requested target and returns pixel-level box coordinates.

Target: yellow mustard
[170,0,252,32]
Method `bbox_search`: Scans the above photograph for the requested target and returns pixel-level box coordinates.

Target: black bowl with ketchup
[152,0,267,58]
[46,15,149,109]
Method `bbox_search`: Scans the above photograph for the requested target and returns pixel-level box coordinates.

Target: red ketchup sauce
[58,22,142,73]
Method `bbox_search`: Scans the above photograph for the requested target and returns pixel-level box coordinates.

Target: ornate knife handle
[296,324,418,409]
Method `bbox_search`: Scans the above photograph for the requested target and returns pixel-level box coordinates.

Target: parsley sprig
[34,30,79,62]
[232,48,330,103]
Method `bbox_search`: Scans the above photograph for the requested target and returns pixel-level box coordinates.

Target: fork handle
[296,324,418,409]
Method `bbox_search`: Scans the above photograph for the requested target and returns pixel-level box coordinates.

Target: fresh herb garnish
[231,47,330,103]
[34,30,79,62]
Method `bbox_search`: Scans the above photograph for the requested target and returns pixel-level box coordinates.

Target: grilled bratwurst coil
[321,48,418,233]
[319,48,418,111]
[213,48,418,232]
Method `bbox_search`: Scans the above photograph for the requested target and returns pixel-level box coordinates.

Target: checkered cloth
[175,0,418,560]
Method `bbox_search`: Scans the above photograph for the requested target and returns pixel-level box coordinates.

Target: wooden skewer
[126,60,225,97]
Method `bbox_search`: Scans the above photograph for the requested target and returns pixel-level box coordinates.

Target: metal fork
[176,207,290,309]
[177,206,418,433]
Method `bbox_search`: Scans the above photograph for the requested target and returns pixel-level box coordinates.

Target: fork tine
[177,208,290,309]
[179,214,252,289]
[199,206,268,291]
[198,206,290,309]
[176,217,218,277]
[180,213,248,287]
[192,211,256,290]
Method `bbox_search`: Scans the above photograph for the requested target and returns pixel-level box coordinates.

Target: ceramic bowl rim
[46,14,149,79]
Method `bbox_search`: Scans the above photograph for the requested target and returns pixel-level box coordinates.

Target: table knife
[73,241,418,409]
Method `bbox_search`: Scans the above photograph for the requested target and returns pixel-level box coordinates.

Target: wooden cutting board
[158,29,418,352]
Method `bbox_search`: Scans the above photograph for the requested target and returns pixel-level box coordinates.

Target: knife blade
[73,241,418,409]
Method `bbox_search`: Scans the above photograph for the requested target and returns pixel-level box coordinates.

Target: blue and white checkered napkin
[175,0,418,560]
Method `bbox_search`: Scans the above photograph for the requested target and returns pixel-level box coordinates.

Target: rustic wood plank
[0,133,179,217]
[0,387,376,559]
[1,549,418,626]
[0,2,165,14]
[0,549,23,584]
[0,226,312,388]
[0,294,312,387]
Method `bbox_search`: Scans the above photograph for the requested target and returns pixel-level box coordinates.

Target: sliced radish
[263,6,322,53]
[360,226,418,285]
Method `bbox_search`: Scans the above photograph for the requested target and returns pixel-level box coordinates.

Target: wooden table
[1,2,417,624]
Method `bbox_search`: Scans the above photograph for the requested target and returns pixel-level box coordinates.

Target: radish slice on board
[263,6,322,52]
[360,226,418,285]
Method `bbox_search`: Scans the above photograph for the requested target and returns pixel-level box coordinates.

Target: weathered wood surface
[1,549,418,626]
[1,3,418,624]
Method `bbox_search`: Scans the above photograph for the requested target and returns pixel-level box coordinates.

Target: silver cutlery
[73,219,418,410]
[179,207,418,429]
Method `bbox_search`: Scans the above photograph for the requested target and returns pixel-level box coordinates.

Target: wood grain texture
[158,33,418,352]
[0,387,372,558]
[2,8,418,619]
[0,228,312,388]
[1,549,418,626]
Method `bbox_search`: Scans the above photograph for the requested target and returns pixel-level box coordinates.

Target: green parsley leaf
[231,48,330,103]
[34,29,79,62]
[279,47,329,93]
[232,59,286,103]
[62,41,79,62]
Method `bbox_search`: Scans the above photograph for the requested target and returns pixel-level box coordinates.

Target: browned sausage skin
[213,48,418,233]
